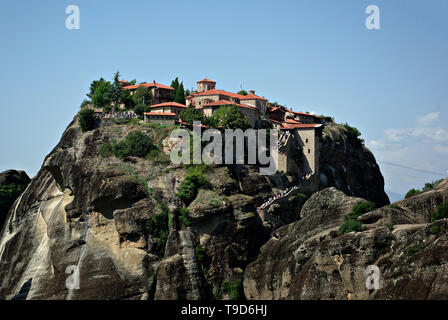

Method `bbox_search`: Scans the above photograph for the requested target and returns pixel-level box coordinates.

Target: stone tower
[197,78,216,92]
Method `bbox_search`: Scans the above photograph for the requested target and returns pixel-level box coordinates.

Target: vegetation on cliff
[405,179,443,199]
[339,201,375,234]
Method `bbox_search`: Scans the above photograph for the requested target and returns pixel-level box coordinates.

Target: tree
[174,82,185,104]
[78,108,95,132]
[179,106,205,124]
[237,90,248,96]
[133,86,153,106]
[211,105,250,130]
[87,77,105,99]
[120,89,135,109]
[92,81,113,107]
[431,200,448,222]
[80,99,90,109]
[134,103,149,116]
[170,77,179,100]
[107,71,123,105]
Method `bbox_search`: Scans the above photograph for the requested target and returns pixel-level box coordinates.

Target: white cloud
[416,112,439,126]
[385,129,407,142]
[367,111,447,195]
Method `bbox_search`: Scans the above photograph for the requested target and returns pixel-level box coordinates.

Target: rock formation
[0,115,441,300]
[243,182,448,299]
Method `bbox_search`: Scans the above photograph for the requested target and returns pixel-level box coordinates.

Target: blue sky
[1,0,447,200]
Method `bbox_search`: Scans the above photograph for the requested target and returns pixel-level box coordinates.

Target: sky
[0,0,447,201]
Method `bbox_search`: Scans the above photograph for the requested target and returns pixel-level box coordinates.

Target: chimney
[249,90,255,95]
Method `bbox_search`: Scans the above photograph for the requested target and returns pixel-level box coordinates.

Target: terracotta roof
[144,112,176,116]
[197,78,216,83]
[122,81,174,91]
[291,111,321,118]
[240,94,268,101]
[201,100,257,111]
[267,107,285,113]
[269,119,321,129]
[150,102,188,108]
[193,89,244,99]
[283,123,321,129]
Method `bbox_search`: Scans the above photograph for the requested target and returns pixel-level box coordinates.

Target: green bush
[177,166,208,204]
[429,225,446,237]
[134,103,149,116]
[195,244,206,264]
[99,143,115,157]
[99,131,155,159]
[405,243,426,257]
[146,204,170,257]
[431,200,448,222]
[78,108,96,132]
[178,207,191,229]
[405,188,421,199]
[339,219,365,234]
[339,201,375,235]
[221,280,242,300]
[405,180,443,199]
[343,123,364,143]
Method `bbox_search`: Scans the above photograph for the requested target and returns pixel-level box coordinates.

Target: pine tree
[175,82,185,104]
[170,77,179,100]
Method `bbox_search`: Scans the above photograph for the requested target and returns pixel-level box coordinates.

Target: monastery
[119,78,323,180]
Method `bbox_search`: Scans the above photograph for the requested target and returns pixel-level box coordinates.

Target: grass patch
[405,243,426,257]
[429,225,447,237]
[431,200,448,222]
[339,201,375,235]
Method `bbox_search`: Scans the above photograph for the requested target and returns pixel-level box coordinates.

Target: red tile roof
[150,102,188,108]
[291,111,321,118]
[201,100,257,111]
[144,112,176,116]
[197,78,216,83]
[193,89,244,99]
[269,119,321,129]
[240,94,268,101]
[267,106,285,113]
[122,81,174,91]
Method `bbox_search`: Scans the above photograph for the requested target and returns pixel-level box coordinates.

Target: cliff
[243,182,448,299]
[0,116,412,300]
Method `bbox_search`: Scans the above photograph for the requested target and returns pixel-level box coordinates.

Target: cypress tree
[175,82,185,104]
[170,77,179,100]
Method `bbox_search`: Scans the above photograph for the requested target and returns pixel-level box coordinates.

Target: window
[308,149,310,154]
[306,138,308,143]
